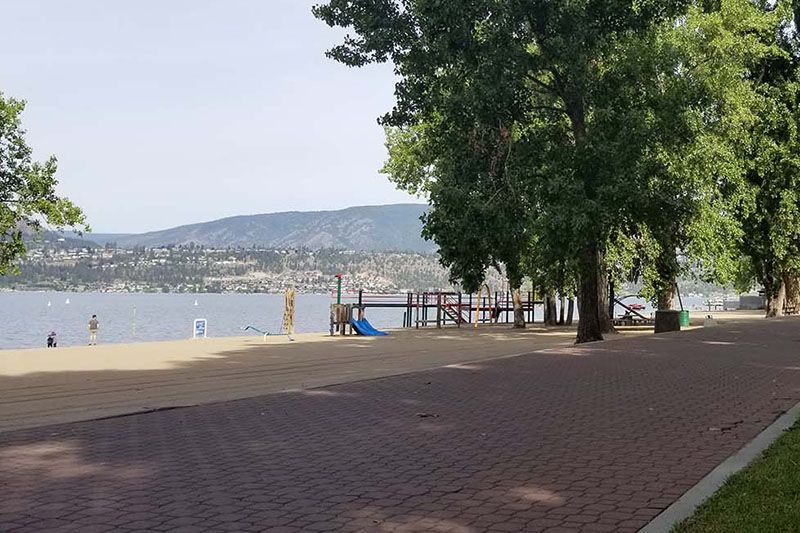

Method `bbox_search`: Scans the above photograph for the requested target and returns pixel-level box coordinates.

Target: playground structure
[243,288,297,341]
[351,318,388,336]
[242,325,271,341]
[330,286,668,334]
[330,293,389,336]
[329,289,547,335]
[330,302,354,336]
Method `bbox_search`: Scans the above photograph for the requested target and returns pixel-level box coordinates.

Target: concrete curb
[640,400,800,532]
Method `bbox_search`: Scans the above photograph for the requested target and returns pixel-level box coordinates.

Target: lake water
[0,291,719,350]
[0,292,411,350]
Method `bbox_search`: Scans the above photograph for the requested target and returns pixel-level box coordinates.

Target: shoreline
[0,329,334,354]
[0,310,765,354]
[0,287,333,296]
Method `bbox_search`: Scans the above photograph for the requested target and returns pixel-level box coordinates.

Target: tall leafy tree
[614,0,778,310]
[383,121,532,328]
[0,93,86,274]
[728,0,800,316]
[314,0,691,343]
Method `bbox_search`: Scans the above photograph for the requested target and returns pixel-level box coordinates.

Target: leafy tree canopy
[0,93,87,275]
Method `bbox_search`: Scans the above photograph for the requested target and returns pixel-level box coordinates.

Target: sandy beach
[0,310,765,433]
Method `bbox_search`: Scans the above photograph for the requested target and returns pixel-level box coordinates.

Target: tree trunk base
[512,288,526,329]
[766,277,787,318]
[575,327,604,344]
[576,264,603,344]
[566,298,575,326]
[654,310,681,333]
[785,273,800,312]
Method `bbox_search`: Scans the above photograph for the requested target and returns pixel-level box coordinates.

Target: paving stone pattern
[2,319,800,532]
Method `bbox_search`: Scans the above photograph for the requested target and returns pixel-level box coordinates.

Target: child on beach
[88,315,99,345]
[47,331,57,348]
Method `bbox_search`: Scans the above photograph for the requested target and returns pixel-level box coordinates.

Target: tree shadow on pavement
[3,318,800,531]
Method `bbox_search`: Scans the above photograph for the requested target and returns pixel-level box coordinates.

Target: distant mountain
[20,225,98,249]
[89,204,436,252]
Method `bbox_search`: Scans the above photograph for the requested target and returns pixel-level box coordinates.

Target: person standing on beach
[88,315,99,345]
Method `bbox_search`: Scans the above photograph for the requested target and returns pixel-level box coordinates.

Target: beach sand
[0,310,765,433]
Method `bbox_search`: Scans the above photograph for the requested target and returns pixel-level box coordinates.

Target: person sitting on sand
[47,331,57,348]
[88,315,99,345]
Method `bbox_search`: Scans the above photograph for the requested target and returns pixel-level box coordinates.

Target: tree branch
[526,73,558,94]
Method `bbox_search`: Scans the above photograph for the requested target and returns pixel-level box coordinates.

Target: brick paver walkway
[1,318,799,532]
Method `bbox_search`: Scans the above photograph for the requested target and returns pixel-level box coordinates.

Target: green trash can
[679,310,690,327]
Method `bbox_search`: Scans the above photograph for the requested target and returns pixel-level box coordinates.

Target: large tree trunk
[784,273,800,312]
[576,248,604,343]
[566,94,603,343]
[558,294,566,325]
[511,286,526,328]
[506,267,526,329]
[597,261,615,334]
[566,297,575,326]
[544,289,558,326]
[765,274,786,318]
[654,242,678,311]
[657,281,676,311]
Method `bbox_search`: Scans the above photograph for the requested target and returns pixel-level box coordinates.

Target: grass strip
[674,420,800,532]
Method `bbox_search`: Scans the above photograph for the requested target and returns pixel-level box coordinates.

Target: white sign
[193,318,207,339]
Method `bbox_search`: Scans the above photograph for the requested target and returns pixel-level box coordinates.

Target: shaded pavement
[1,318,799,532]
[1,326,581,432]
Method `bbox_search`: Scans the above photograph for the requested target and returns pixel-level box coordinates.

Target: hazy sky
[0,0,418,233]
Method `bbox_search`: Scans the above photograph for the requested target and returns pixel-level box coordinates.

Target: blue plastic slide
[351,318,388,336]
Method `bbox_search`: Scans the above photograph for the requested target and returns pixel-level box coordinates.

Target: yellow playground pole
[474,284,492,328]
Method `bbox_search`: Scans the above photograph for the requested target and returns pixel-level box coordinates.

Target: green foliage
[606,0,785,305]
[316,0,800,327]
[382,117,531,293]
[318,2,690,292]
[0,93,87,275]
[729,1,800,299]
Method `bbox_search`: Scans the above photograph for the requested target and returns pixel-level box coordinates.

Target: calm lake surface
[0,291,716,350]
[0,292,411,350]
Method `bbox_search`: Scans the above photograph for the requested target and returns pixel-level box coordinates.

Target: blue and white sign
[193,318,207,339]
